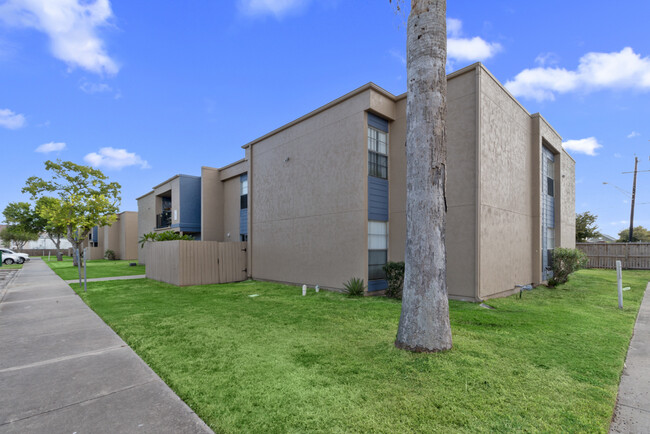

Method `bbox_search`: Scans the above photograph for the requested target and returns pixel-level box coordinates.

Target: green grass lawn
[43,256,145,280]
[0,263,23,270]
[73,269,648,433]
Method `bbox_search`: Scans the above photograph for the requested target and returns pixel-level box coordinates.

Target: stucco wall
[250,91,370,290]
[559,153,576,248]
[478,67,538,298]
[119,211,138,260]
[222,177,241,242]
[105,218,121,258]
[388,67,478,300]
[137,192,155,264]
[201,167,222,241]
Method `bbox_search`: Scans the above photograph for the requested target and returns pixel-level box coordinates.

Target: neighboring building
[22,234,73,250]
[586,234,617,243]
[137,161,248,264]
[84,211,139,260]
[138,62,576,301]
[1,224,72,250]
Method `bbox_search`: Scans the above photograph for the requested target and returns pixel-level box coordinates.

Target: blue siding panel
[240,208,248,235]
[179,175,201,233]
[368,176,389,221]
[367,113,389,132]
[368,280,388,292]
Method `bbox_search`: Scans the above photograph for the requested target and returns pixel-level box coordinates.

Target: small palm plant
[344,277,365,297]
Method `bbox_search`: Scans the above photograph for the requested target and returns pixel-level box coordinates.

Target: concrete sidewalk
[64,274,146,284]
[610,282,650,433]
[0,259,212,434]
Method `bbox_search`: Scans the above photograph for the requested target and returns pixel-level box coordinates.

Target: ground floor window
[368,221,388,281]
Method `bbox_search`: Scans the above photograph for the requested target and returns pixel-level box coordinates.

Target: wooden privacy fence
[145,241,247,286]
[576,242,650,270]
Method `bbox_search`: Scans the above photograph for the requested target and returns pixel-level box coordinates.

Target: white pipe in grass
[302,284,307,296]
[315,285,319,293]
[616,260,623,309]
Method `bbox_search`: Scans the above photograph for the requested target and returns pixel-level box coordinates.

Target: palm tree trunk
[395,0,452,352]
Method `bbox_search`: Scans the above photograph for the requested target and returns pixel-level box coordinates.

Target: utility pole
[629,156,639,242]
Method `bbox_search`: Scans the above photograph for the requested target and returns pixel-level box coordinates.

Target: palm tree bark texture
[395,0,453,352]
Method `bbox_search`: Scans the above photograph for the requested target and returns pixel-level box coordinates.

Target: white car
[1,248,29,265]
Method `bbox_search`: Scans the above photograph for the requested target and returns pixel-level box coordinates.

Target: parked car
[0,248,29,265]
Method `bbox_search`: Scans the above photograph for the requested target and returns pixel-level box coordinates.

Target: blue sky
[1,0,649,238]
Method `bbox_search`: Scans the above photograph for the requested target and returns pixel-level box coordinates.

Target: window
[240,174,249,239]
[368,221,388,281]
[546,158,554,197]
[241,177,248,196]
[240,175,248,210]
[368,127,388,179]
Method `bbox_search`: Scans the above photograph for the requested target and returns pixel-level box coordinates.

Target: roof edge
[242,82,398,149]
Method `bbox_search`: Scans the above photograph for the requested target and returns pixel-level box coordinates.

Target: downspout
[248,146,253,278]
[474,65,482,301]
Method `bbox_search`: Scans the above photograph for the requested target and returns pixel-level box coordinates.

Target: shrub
[548,247,588,287]
[383,261,405,299]
[139,231,194,248]
[104,249,116,260]
[344,278,365,297]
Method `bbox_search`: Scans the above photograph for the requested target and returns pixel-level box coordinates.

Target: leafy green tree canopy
[618,226,650,242]
[575,211,600,242]
[2,202,42,233]
[22,160,121,257]
[0,225,39,250]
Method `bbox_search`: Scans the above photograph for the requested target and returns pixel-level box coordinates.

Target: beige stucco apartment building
[85,211,139,260]
[138,63,575,301]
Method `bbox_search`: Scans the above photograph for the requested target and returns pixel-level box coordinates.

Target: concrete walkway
[0,259,212,434]
[64,274,146,284]
[610,282,650,433]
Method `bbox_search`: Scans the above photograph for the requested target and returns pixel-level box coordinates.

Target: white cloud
[390,19,501,70]
[506,47,650,101]
[614,153,622,158]
[447,18,462,38]
[447,18,501,62]
[389,49,406,66]
[627,131,640,138]
[80,81,112,94]
[84,147,150,170]
[35,141,66,153]
[239,0,309,17]
[0,108,25,129]
[0,0,118,75]
[534,52,559,67]
[562,137,603,156]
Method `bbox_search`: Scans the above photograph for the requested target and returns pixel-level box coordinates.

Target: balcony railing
[156,211,171,229]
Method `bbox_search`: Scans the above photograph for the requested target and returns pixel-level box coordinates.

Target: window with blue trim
[240,175,248,241]
[368,127,388,179]
[368,221,388,281]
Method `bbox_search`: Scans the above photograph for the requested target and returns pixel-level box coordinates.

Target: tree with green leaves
[35,197,68,255]
[2,202,40,250]
[575,211,600,242]
[618,226,650,242]
[3,202,40,232]
[22,160,121,265]
[0,225,39,250]
[2,199,67,255]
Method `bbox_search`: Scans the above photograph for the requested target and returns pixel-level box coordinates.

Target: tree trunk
[395,0,452,352]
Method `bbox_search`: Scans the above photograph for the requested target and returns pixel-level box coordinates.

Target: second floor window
[368,126,388,179]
